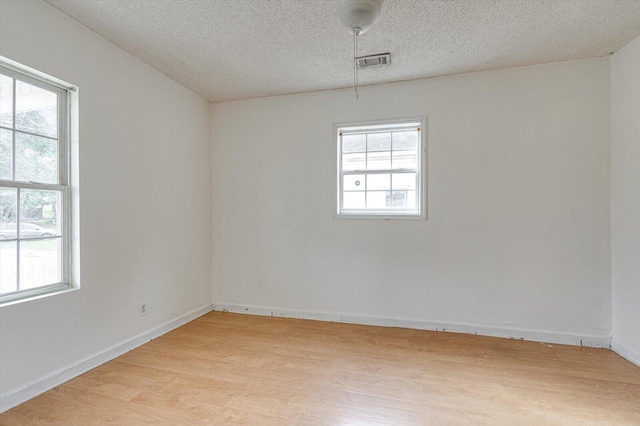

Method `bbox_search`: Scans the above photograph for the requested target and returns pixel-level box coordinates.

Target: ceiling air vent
[356,53,391,69]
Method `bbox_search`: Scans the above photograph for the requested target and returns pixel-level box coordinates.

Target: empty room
[0,0,639,424]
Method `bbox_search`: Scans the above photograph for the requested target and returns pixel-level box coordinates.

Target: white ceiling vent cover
[356,53,391,68]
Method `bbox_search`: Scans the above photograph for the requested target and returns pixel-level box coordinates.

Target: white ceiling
[44,0,640,103]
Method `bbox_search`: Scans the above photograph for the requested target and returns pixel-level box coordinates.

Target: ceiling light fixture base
[336,0,383,34]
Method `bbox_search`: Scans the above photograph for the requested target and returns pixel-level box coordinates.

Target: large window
[335,118,426,218]
[0,60,75,304]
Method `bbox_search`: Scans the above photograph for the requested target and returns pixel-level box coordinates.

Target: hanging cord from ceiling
[337,0,383,100]
[353,28,360,99]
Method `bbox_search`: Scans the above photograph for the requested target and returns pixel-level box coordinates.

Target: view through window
[336,119,426,218]
[0,61,73,303]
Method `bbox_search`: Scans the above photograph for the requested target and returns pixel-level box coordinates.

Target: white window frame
[334,117,427,220]
[0,58,78,305]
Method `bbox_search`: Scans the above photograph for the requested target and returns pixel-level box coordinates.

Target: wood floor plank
[2,311,639,425]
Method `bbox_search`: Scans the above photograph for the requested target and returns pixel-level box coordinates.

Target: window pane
[0,240,17,294]
[391,190,417,209]
[15,81,58,138]
[15,132,58,184]
[406,191,417,209]
[0,74,13,128]
[343,191,365,209]
[0,128,12,180]
[367,151,391,170]
[367,191,390,209]
[343,174,365,191]
[367,173,390,190]
[392,150,417,170]
[393,131,418,151]
[342,152,366,171]
[19,189,61,238]
[0,188,17,240]
[392,173,416,191]
[342,134,365,153]
[367,133,391,152]
[19,238,62,290]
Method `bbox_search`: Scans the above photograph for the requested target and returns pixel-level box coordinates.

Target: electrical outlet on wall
[139,303,147,316]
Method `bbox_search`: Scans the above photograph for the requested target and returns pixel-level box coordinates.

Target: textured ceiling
[44,0,640,103]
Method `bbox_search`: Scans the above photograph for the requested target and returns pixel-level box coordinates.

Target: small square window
[335,118,426,219]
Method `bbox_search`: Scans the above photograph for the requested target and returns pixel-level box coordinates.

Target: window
[335,118,426,218]
[0,59,76,304]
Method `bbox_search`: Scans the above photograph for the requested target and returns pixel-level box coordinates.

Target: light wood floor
[2,312,639,425]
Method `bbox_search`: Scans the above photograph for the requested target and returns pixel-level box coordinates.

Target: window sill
[0,284,79,308]
[334,213,426,220]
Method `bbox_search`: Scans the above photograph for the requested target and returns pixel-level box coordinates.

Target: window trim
[333,117,428,220]
[0,58,77,306]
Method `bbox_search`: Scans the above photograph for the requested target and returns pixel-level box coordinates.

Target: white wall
[0,0,625,411]
[0,0,212,405]
[611,35,640,365]
[212,58,612,344]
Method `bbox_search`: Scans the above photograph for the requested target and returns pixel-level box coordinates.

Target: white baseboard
[611,338,640,368]
[213,303,611,348]
[0,304,213,414]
